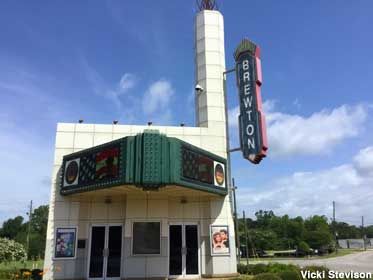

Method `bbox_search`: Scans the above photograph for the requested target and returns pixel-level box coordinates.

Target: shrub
[249,263,269,275]
[267,263,300,274]
[237,263,249,274]
[0,238,27,262]
[253,272,282,280]
[298,241,310,254]
[278,271,301,280]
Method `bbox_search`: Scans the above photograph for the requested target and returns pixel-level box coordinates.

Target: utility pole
[332,201,338,253]
[243,210,249,266]
[26,200,33,259]
[333,201,336,223]
[362,216,366,251]
[232,178,240,263]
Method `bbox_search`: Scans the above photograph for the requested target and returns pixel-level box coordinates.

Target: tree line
[0,205,48,259]
[238,210,373,253]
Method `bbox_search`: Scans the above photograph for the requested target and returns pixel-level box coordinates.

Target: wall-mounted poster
[54,227,77,259]
[210,225,230,255]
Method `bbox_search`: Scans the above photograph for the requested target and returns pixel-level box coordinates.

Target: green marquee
[60,130,227,196]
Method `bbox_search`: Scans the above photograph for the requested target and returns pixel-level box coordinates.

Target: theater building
[43,4,239,280]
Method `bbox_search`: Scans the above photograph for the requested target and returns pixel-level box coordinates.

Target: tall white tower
[195,6,227,141]
[195,2,238,275]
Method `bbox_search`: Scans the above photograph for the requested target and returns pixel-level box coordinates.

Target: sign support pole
[232,178,240,263]
[243,210,249,266]
[223,68,240,263]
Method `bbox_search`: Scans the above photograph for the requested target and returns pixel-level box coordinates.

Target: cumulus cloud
[142,79,174,120]
[237,146,373,224]
[354,146,373,177]
[82,59,137,108]
[229,102,367,157]
[119,73,137,93]
[267,104,367,157]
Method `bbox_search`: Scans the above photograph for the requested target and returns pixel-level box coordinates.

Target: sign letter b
[243,60,249,70]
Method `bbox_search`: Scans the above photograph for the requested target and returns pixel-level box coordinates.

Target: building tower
[195,0,226,139]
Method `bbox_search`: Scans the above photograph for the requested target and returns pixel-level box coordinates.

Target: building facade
[44,9,238,280]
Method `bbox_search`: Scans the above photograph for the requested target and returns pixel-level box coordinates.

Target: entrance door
[169,224,199,278]
[88,225,122,280]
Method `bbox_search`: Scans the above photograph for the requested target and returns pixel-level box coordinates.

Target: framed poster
[54,227,77,259]
[210,225,230,255]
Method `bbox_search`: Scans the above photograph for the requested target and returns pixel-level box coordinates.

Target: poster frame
[53,227,78,260]
[210,225,230,256]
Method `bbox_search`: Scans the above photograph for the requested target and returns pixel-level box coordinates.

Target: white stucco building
[44,7,238,280]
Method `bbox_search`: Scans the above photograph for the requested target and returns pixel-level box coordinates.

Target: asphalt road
[250,250,373,273]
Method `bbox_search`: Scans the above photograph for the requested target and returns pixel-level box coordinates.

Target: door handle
[182,247,187,255]
[102,248,110,257]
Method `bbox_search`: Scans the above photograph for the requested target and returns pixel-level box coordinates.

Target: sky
[0,0,372,226]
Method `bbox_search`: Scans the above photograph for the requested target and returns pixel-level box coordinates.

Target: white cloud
[229,102,367,157]
[82,59,137,108]
[237,146,373,224]
[143,79,174,116]
[119,73,137,93]
[354,146,373,177]
[268,104,366,157]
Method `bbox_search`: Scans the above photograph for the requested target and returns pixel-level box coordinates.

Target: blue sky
[0,0,373,226]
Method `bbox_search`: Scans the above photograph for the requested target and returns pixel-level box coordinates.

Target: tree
[304,215,330,232]
[333,222,360,239]
[0,205,49,259]
[366,226,373,238]
[298,241,310,253]
[0,216,24,239]
[304,216,333,251]
[31,205,49,236]
[255,210,275,228]
[304,230,333,250]
[28,205,49,258]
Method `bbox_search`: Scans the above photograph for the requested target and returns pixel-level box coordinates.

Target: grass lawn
[315,248,364,259]
[0,260,43,280]
[240,249,364,263]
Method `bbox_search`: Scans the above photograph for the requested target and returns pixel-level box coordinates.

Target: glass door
[106,226,122,279]
[88,225,122,280]
[169,225,183,276]
[185,225,198,276]
[169,224,199,278]
[89,226,106,279]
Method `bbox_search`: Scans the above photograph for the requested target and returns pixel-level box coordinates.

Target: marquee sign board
[59,131,227,196]
[179,144,226,192]
[60,138,128,195]
[234,39,268,164]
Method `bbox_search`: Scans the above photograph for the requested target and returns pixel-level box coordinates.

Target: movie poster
[210,225,230,255]
[54,228,77,258]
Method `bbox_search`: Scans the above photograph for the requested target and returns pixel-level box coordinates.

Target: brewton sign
[234,39,268,164]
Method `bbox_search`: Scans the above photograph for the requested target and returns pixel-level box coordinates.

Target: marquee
[60,130,227,196]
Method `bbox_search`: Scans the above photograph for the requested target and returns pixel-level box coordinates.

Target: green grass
[0,260,43,280]
[240,249,364,263]
[315,248,363,259]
